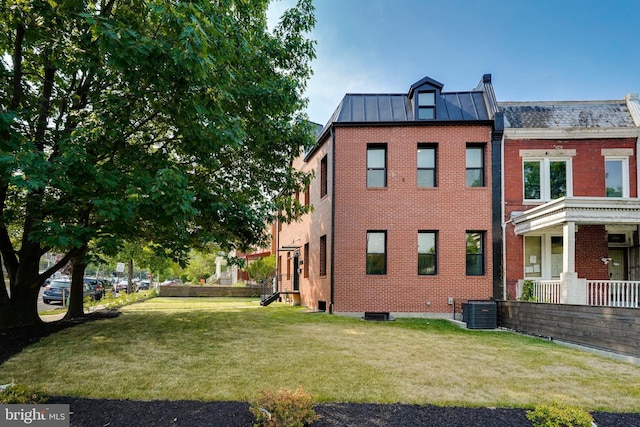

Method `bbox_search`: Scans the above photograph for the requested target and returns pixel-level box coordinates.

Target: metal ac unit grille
[463,301,497,329]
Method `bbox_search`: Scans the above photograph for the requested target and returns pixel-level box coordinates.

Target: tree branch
[34,66,55,150]
[9,23,25,110]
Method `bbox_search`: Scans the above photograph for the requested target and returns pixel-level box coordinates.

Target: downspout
[501,132,508,301]
[329,126,335,313]
[491,111,505,301]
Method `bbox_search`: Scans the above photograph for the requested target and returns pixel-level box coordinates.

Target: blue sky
[268,0,640,124]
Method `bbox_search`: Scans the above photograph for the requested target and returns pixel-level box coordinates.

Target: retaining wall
[158,285,261,298]
[498,300,640,359]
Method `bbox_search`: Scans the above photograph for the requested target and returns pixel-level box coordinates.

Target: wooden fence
[498,301,640,359]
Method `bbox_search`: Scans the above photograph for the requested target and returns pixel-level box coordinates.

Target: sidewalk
[40,304,106,323]
[40,312,67,322]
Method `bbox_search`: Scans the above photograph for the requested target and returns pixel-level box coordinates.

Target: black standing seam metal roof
[333,91,490,123]
[306,74,498,161]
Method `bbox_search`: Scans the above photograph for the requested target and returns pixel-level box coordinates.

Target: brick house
[500,94,640,306]
[271,75,504,317]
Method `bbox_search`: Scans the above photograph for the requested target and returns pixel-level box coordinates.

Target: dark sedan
[83,277,104,300]
[42,280,94,305]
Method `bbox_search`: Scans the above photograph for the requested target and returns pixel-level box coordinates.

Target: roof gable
[408,75,444,100]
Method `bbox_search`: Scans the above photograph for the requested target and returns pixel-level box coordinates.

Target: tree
[246,254,276,284]
[0,0,316,327]
[181,248,220,284]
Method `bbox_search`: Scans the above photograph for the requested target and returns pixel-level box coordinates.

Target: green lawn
[3,297,640,412]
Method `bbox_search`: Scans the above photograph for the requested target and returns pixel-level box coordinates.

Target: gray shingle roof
[500,101,636,129]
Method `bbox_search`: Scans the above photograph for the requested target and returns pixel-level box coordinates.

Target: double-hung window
[320,155,328,198]
[605,157,629,198]
[303,243,309,278]
[418,91,436,120]
[524,235,563,279]
[366,231,386,275]
[319,235,327,277]
[418,231,437,275]
[466,231,485,276]
[523,158,571,202]
[367,144,387,188]
[466,145,484,187]
[417,144,436,187]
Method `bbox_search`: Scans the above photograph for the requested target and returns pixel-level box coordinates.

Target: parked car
[42,280,94,305]
[160,279,183,286]
[83,277,104,300]
[116,280,135,293]
[137,280,151,291]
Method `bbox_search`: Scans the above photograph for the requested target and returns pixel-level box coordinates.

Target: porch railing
[587,280,640,308]
[517,279,640,307]
[531,280,561,304]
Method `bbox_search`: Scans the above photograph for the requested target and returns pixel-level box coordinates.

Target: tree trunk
[127,258,134,293]
[0,251,45,328]
[66,246,88,319]
[0,256,11,327]
[0,282,42,329]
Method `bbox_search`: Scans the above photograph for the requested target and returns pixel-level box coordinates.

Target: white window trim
[522,157,573,203]
[604,156,630,198]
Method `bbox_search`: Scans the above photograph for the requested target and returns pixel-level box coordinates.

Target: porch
[510,197,640,306]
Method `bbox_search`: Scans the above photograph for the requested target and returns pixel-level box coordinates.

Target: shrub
[526,402,594,427]
[0,383,47,404]
[519,280,538,302]
[250,386,319,427]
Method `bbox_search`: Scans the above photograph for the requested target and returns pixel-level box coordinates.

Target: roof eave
[504,127,640,140]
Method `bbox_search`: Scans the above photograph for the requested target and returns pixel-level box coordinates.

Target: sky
[267,0,640,124]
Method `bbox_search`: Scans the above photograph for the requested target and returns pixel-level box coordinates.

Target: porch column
[561,221,586,304]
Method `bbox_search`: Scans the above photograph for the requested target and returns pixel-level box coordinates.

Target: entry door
[608,249,627,280]
[293,255,299,291]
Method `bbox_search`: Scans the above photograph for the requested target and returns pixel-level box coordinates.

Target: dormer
[408,76,444,121]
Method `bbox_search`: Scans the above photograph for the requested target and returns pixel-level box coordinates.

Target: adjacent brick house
[500,95,640,306]
[273,75,504,317]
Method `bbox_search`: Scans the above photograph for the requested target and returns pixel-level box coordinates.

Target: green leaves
[1,0,316,325]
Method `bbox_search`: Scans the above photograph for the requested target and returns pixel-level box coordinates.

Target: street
[38,286,63,312]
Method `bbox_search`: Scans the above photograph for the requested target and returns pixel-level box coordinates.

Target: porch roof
[511,197,640,235]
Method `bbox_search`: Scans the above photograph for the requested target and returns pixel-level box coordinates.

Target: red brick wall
[332,124,494,314]
[575,225,609,280]
[504,138,637,206]
[277,136,332,310]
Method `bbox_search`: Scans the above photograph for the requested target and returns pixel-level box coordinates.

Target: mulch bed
[3,311,640,426]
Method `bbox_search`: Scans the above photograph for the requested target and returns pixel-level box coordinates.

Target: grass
[39,290,156,316]
[4,297,640,412]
